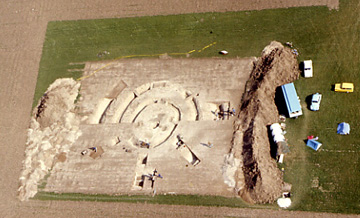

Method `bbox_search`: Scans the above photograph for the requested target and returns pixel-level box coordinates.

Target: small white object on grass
[278,154,284,163]
[277,197,291,208]
[220,50,228,55]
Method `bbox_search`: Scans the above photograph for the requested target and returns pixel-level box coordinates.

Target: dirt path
[0,0,349,217]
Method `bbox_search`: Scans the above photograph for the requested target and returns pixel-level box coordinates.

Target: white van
[303,60,313,78]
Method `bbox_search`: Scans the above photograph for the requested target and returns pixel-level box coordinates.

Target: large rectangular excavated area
[42,57,255,196]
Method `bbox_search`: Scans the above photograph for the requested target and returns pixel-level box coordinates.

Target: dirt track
[1,0,353,217]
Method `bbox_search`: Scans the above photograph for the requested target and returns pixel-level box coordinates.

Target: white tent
[270,123,285,143]
[277,197,292,208]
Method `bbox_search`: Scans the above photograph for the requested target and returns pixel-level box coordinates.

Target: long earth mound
[232,41,299,203]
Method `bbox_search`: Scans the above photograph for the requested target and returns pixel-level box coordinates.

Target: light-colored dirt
[22,58,253,200]
[1,0,351,217]
[18,78,82,201]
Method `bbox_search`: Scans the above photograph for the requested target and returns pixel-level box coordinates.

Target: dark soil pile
[232,41,300,203]
[34,78,80,128]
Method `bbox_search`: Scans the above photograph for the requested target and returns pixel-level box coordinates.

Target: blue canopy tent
[337,122,350,135]
[306,139,322,151]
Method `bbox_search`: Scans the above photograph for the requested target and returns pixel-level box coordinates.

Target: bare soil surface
[22,58,253,199]
[231,41,300,203]
[1,0,351,217]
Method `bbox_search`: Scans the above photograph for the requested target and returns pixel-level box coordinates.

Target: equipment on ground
[306,139,322,151]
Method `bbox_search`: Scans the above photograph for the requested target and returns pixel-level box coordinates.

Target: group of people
[139,141,150,148]
[214,108,236,120]
[151,169,163,180]
[81,146,97,155]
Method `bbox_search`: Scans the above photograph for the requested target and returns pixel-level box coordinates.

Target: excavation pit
[39,57,254,197]
[21,42,300,203]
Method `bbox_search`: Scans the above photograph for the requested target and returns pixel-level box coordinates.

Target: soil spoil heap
[18,78,82,201]
[232,41,300,203]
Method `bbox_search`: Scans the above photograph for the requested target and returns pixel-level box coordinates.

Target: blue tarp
[306,139,322,151]
[337,122,350,135]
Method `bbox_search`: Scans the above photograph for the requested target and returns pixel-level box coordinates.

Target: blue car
[310,93,322,111]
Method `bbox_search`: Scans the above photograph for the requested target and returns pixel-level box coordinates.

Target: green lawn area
[34,0,359,214]
[283,1,360,214]
[35,192,257,208]
[34,4,331,107]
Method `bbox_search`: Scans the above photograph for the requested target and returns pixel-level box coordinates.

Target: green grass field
[35,192,260,208]
[34,0,359,214]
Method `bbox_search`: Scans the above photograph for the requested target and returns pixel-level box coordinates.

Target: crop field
[32,0,359,214]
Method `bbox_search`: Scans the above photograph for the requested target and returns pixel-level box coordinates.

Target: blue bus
[281,83,302,118]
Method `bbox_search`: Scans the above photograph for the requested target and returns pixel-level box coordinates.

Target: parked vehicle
[303,60,313,78]
[310,93,322,111]
[281,83,302,118]
[335,83,354,93]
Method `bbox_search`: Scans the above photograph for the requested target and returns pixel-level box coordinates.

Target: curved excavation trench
[99,81,201,148]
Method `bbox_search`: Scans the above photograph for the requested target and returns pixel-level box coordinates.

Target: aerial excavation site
[19,41,299,204]
[4,0,360,217]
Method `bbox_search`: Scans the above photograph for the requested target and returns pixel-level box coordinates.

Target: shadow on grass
[274,86,287,117]
[331,84,335,91]
[267,124,278,160]
[299,62,305,78]
[305,94,312,110]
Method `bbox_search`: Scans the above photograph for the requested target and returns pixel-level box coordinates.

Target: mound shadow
[267,125,278,160]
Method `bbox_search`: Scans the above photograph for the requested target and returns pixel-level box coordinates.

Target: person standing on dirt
[230,108,236,116]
